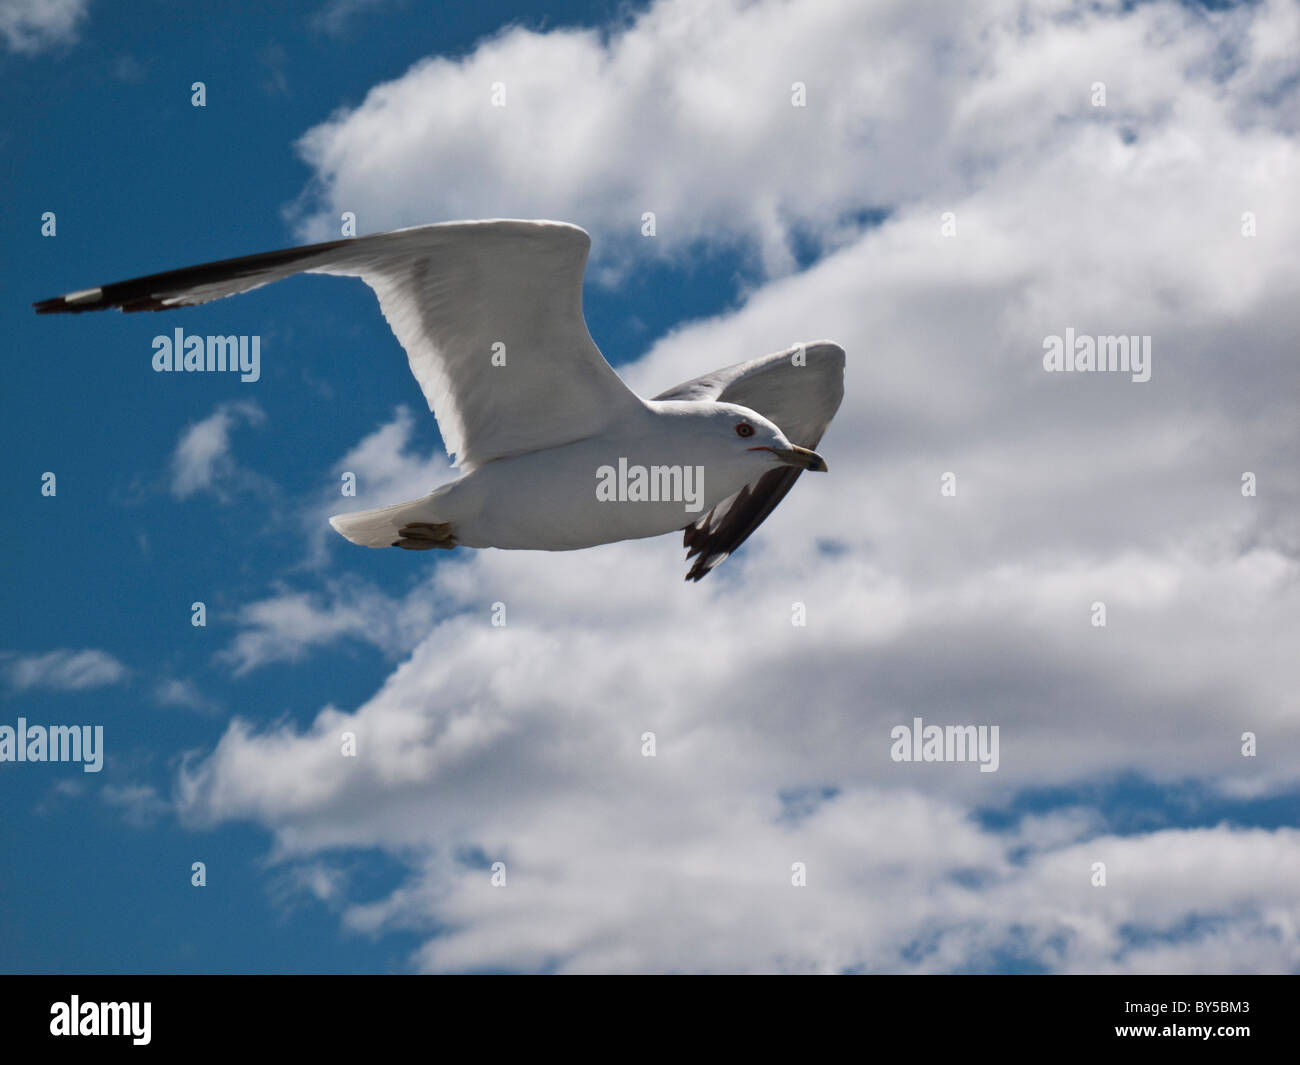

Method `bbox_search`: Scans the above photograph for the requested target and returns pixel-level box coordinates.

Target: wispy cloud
[169,400,267,502]
[4,648,129,691]
[0,0,90,55]
[110,53,145,82]
[154,678,221,715]
[311,0,388,37]
[217,578,437,676]
[102,783,170,828]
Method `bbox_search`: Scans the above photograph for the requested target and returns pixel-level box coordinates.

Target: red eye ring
[735,423,755,438]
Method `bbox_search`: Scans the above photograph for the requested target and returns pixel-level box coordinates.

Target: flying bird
[35,221,844,580]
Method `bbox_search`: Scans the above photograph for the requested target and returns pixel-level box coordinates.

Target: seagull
[35,220,844,580]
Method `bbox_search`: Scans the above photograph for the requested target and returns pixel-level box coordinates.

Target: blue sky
[1,0,671,974]
[3,0,1300,974]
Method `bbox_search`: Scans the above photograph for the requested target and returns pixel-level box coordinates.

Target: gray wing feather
[35,220,638,473]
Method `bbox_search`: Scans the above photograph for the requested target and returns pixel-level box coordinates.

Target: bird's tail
[329,493,448,549]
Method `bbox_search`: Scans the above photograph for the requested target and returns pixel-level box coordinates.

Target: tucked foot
[392,521,457,550]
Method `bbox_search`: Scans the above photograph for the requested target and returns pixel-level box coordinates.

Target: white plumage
[35,220,845,580]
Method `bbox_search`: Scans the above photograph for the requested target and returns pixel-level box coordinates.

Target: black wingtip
[33,295,88,315]
[32,233,356,318]
[34,291,173,315]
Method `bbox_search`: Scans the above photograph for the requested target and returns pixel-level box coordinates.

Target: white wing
[35,220,641,472]
[654,341,845,580]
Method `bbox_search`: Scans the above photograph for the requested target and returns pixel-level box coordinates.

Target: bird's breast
[445,432,748,550]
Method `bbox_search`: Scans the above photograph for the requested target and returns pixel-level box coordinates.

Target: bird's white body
[342,399,801,551]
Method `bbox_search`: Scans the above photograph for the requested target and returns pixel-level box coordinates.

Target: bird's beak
[769,445,828,472]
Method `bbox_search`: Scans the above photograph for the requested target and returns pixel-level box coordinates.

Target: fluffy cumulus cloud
[0,0,89,54]
[180,0,1300,971]
[286,0,1300,276]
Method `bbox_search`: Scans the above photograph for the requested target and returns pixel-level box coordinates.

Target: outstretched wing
[34,220,640,472]
[654,341,845,581]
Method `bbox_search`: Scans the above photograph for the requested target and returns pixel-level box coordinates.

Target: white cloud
[178,539,1300,970]
[287,0,997,268]
[311,0,387,37]
[154,678,220,715]
[268,860,349,919]
[0,0,89,54]
[169,401,267,501]
[285,0,1299,276]
[102,783,170,828]
[218,405,449,672]
[34,778,86,815]
[178,0,1300,972]
[5,648,129,691]
[217,578,437,676]
[331,405,449,503]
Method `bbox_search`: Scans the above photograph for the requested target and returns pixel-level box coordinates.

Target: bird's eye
[735,422,755,438]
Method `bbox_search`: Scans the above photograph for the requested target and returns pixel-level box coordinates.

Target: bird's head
[706,402,828,473]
